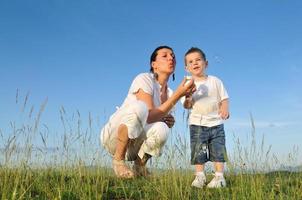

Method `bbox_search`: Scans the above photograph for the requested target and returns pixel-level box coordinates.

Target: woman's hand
[161,114,175,128]
[135,77,195,124]
[175,77,196,98]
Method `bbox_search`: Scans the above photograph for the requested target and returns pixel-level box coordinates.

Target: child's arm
[219,99,229,120]
[183,95,194,109]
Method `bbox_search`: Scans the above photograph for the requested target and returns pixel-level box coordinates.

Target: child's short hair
[184,47,207,65]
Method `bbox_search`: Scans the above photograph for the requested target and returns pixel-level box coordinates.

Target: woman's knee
[149,122,170,143]
[120,101,148,139]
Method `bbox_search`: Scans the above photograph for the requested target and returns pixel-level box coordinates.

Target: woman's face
[152,48,176,75]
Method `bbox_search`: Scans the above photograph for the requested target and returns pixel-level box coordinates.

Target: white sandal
[112,159,135,179]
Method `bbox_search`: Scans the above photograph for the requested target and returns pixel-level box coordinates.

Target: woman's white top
[120,73,173,109]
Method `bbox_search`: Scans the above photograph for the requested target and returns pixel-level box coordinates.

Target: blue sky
[1,0,302,165]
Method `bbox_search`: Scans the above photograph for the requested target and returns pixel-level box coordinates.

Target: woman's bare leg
[134,153,152,177]
[112,124,134,178]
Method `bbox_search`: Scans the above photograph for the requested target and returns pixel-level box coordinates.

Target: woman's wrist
[173,90,183,100]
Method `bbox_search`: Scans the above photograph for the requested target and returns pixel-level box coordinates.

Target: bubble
[214,54,222,63]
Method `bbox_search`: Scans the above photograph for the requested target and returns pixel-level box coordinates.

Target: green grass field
[1,166,301,199]
[1,96,301,199]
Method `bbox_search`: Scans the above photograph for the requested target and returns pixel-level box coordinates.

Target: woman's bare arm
[136,78,195,123]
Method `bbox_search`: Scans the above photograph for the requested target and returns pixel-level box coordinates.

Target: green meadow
[0,96,301,200]
[1,165,301,199]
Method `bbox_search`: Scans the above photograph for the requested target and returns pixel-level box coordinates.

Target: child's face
[185,52,208,77]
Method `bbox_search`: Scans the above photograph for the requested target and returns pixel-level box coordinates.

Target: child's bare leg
[195,164,205,173]
[191,164,206,188]
[207,162,226,188]
[214,162,224,174]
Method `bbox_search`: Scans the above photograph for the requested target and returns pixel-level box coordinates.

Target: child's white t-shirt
[120,73,173,109]
[181,75,229,127]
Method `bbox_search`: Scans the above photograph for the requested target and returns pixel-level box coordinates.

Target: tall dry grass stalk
[0,91,301,199]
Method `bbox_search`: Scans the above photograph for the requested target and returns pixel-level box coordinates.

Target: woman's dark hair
[149,45,174,73]
[184,47,206,65]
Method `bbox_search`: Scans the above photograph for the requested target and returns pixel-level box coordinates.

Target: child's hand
[184,94,193,109]
[219,99,229,120]
[219,108,229,120]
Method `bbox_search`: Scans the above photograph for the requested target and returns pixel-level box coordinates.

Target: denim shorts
[190,124,227,164]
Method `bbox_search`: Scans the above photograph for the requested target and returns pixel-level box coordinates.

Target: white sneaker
[207,175,226,188]
[191,174,206,188]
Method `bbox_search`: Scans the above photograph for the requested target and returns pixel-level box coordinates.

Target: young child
[182,47,229,188]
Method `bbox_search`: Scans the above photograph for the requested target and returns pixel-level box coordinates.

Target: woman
[100,46,196,178]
